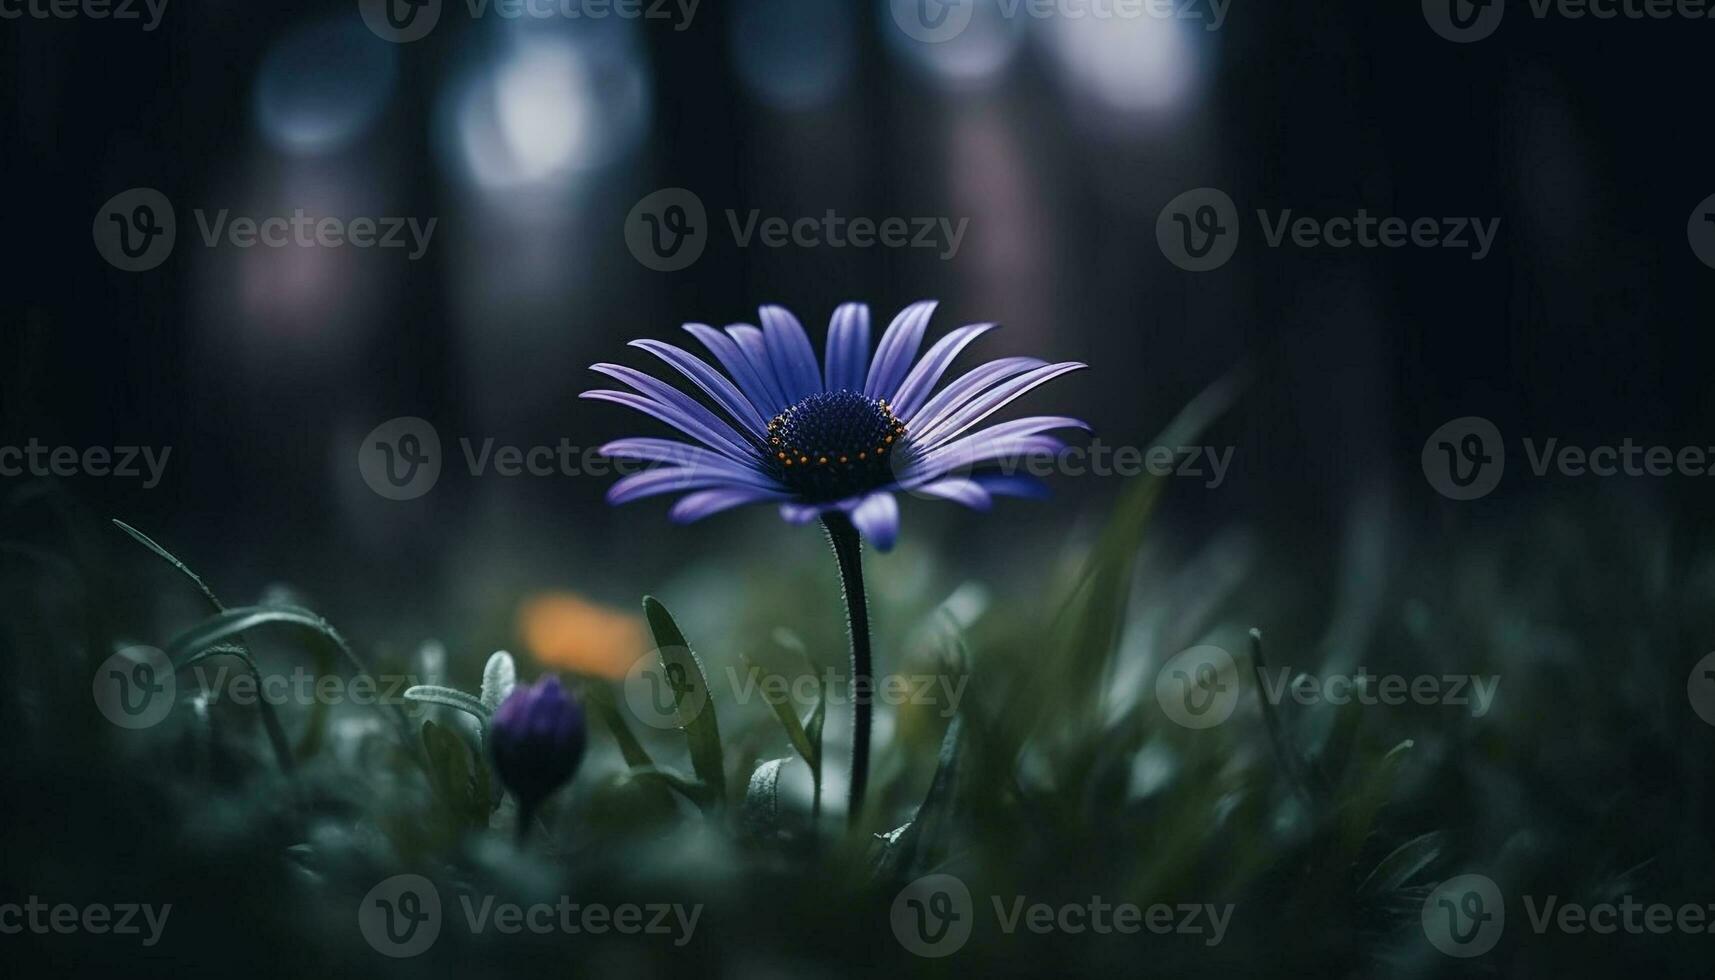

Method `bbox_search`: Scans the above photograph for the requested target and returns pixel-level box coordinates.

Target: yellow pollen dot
[858,452,867,460]
[799,456,809,464]
[877,446,887,455]
[819,456,828,464]
[884,435,894,444]
[839,456,848,464]
[776,452,787,460]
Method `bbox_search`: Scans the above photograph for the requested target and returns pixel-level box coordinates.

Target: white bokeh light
[449,28,649,192]
[883,0,1025,87]
[1040,11,1199,113]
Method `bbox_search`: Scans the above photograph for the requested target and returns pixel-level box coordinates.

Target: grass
[4,425,1714,976]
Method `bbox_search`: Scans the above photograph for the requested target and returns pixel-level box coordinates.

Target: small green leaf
[1358,830,1447,900]
[480,651,517,712]
[643,596,726,805]
[422,720,489,828]
[743,758,788,835]
[877,716,963,876]
[404,685,493,731]
[743,653,816,766]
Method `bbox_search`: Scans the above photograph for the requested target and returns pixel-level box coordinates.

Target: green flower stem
[821,512,871,830]
[250,665,296,774]
[516,801,538,846]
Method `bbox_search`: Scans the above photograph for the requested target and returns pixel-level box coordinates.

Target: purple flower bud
[490,675,586,813]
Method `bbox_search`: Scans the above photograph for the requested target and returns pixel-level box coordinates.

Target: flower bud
[490,675,586,814]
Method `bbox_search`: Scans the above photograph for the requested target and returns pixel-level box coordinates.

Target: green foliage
[421,719,493,828]
[643,595,727,805]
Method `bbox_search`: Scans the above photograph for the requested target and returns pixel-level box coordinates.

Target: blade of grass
[162,604,416,757]
[582,680,656,769]
[643,596,726,807]
[112,519,294,774]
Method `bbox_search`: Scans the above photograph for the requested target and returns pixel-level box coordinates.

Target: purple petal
[668,487,790,524]
[630,339,768,437]
[906,416,1089,474]
[588,364,759,459]
[822,302,871,394]
[683,322,782,417]
[607,466,777,505]
[890,322,996,421]
[864,301,937,401]
[581,389,754,463]
[778,503,824,525]
[911,362,1088,449]
[759,305,822,402]
[905,356,1046,436]
[899,434,1068,485]
[598,437,766,474]
[973,474,1051,499]
[726,324,791,413]
[914,478,992,511]
[850,492,900,552]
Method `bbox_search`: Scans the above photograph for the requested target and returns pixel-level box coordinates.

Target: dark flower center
[765,390,909,503]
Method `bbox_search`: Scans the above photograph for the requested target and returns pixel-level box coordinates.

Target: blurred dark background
[4,0,1712,659]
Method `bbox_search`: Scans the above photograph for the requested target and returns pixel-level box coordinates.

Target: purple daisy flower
[581,301,1088,551]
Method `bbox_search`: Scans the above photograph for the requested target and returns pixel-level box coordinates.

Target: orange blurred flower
[517,592,647,680]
